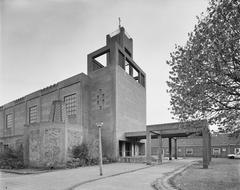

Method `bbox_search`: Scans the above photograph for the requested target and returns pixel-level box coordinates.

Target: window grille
[64,94,77,116]
[29,106,37,124]
[6,114,13,128]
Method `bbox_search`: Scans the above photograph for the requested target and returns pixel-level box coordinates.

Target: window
[6,114,13,128]
[213,148,221,155]
[235,148,240,154]
[29,106,37,124]
[96,89,105,110]
[186,148,193,155]
[222,148,226,152]
[4,144,9,152]
[0,142,3,153]
[64,94,77,116]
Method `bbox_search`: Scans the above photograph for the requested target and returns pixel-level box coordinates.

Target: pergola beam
[146,120,210,169]
[150,131,161,135]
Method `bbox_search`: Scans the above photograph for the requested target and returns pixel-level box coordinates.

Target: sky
[0,0,210,126]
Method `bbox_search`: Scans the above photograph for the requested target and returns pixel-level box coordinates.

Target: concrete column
[202,126,209,169]
[169,138,172,160]
[174,138,177,159]
[158,135,162,164]
[146,130,151,165]
[122,142,126,157]
[131,143,135,157]
[135,144,139,156]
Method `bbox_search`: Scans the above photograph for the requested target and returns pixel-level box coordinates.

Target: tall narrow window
[29,106,37,124]
[6,114,13,128]
[64,94,77,116]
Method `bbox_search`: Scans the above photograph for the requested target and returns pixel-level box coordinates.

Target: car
[227,152,240,159]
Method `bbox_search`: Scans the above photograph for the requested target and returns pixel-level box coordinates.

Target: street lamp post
[96,122,103,176]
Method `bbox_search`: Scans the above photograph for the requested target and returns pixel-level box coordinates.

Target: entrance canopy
[125,123,199,140]
[125,120,211,168]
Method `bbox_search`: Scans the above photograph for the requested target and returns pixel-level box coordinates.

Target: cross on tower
[118,17,121,29]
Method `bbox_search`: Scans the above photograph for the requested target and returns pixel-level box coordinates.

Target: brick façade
[0,27,146,167]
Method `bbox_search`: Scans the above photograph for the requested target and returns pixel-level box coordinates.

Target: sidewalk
[0,158,199,190]
[73,159,198,190]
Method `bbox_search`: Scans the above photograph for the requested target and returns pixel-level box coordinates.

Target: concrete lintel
[88,46,109,59]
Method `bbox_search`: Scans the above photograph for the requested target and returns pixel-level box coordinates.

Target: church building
[0,27,146,167]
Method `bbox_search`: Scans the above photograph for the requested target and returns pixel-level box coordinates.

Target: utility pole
[96,122,103,176]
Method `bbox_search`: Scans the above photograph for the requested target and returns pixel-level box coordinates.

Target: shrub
[102,156,117,164]
[72,143,89,160]
[67,143,99,168]
[67,143,117,168]
[0,147,24,169]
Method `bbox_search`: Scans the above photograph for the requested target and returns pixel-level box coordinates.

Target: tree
[167,0,240,133]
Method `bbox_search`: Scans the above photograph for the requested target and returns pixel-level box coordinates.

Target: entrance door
[125,142,131,156]
[119,141,123,157]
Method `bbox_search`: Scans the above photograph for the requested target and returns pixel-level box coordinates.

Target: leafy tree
[167,0,240,133]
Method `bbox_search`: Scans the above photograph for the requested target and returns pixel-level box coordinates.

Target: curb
[66,164,154,190]
[152,162,195,190]
[0,169,49,175]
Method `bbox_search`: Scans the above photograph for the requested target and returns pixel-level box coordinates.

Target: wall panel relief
[43,128,62,165]
[67,129,82,155]
[29,129,41,162]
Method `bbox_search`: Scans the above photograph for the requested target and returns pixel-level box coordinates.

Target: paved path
[0,158,199,190]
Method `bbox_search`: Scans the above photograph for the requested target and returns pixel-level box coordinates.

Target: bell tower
[87,27,134,74]
[87,27,146,159]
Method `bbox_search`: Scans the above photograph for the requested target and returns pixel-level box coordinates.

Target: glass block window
[29,106,37,124]
[6,114,13,128]
[186,148,193,155]
[64,94,77,116]
[96,89,105,110]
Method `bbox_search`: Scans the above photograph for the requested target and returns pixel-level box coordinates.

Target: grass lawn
[171,158,240,190]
